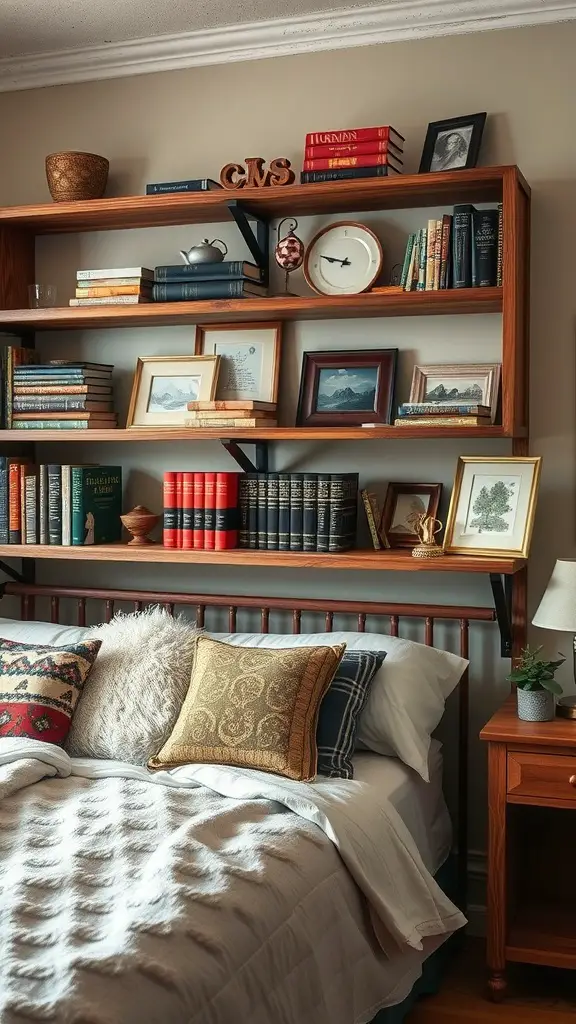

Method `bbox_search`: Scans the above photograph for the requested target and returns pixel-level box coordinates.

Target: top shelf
[0,166,529,235]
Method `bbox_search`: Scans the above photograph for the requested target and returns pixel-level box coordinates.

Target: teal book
[71,466,122,545]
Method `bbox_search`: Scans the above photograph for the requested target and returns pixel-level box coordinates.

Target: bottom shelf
[507,903,576,969]
[0,544,525,573]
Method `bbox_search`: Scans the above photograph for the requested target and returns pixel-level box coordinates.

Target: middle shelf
[0,425,519,442]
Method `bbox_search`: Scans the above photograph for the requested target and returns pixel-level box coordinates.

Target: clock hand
[319,254,351,267]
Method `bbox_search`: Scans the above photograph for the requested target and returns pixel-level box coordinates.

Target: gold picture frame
[409,363,501,423]
[194,322,282,405]
[444,456,541,558]
[126,355,220,428]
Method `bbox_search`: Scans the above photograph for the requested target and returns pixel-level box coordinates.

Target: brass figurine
[411,513,444,559]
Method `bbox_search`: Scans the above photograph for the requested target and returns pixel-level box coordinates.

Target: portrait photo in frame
[419,112,487,173]
[409,363,501,423]
[381,482,443,549]
[443,456,541,558]
[194,322,281,404]
[297,349,397,427]
[126,355,220,428]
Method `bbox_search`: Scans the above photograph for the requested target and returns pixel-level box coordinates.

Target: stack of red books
[301,125,404,185]
[163,471,240,551]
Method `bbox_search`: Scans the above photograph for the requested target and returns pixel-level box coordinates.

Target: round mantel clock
[303,221,383,296]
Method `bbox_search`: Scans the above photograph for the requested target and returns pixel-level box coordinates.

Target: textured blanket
[0,740,465,1024]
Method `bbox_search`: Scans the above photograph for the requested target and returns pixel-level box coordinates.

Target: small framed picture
[296,349,397,427]
[409,363,501,423]
[444,456,541,558]
[381,483,442,549]
[419,112,487,173]
[126,355,220,428]
[194,322,281,404]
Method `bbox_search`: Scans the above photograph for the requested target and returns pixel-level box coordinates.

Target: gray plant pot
[516,687,555,722]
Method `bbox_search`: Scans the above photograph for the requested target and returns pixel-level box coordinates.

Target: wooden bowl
[45,151,109,202]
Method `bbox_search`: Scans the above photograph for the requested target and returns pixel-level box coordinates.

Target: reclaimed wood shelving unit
[0,164,531,653]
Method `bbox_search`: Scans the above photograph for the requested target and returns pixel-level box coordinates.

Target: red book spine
[203,472,216,550]
[215,472,239,550]
[193,472,204,549]
[303,153,399,171]
[163,471,177,548]
[175,472,183,549]
[305,140,402,159]
[305,126,404,146]
[182,472,194,549]
[8,462,21,543]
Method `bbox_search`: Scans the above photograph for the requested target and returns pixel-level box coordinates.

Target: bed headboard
[1,581,496,909]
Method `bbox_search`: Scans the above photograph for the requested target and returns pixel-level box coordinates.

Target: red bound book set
[163,471,240,550]
[301,124,405,183]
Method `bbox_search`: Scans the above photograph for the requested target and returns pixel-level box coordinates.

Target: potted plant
[507,645,564,722]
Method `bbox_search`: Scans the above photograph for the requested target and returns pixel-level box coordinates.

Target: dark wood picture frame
[381,482,443,549]
[296,349,397,427]
[419,112,487,174]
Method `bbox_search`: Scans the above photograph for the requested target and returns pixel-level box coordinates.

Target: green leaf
[542,677,563,695]
[508,670,527,683]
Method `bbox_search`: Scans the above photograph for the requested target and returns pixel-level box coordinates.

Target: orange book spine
[163,471,177,549]
[75,285,150,298]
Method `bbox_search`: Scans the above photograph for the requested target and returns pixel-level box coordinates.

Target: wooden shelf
[0,544,526,573]
[0,288,502,331]
[0,424,516,442]
[507,904,576,970]
[0,166,529,235]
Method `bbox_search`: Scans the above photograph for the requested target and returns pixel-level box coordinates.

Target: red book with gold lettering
[303,153,402,171]
[203,472,216,550]
[193,472,204,549]
[305,141,403,160]
[215,473,239,550]
[182,472,194,549]
[163,471,177,549]
[305,125,404,148]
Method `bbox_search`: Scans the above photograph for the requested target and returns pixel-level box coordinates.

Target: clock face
[304,222,383,296]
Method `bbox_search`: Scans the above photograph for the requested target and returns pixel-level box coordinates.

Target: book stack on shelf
[401,204,502,291]
[163,471,239,550]
[239,472,358,552]
[1,340,37,428]
[185,400,277,429]
[70,268,153,306]
[394,401,492,428]
[152,262,267,303]
[11,362,117,431]
[301,125,404,184]
[0,460,122,546]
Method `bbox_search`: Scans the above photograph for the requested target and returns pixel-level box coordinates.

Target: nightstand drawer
[508,751,576,802]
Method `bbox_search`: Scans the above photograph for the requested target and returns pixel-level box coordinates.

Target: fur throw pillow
[65,607,201,765]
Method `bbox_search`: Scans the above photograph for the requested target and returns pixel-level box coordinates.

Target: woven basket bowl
[45,151,109,202]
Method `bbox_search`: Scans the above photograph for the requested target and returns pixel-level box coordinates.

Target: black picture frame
[418,112,487,174]
[296,349,398,427]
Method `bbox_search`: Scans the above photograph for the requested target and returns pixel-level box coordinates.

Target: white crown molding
[0,0,575,93]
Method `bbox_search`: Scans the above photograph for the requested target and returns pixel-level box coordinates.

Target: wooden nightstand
[480,696,576,1002]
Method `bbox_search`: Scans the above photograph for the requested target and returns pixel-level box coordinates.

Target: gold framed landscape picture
[444,456,541,558]
[194,322,281,404]
[126,355,220,428]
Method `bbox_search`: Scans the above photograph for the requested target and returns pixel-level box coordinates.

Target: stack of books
[70,268,153,306]
[401,204,502,291]
[185,400,277,429]
[163,471,239,550]
[239,472,358,552]
[0,460,122,546]
[152,262,267,302]
[301,125,404,184]
[11,362,116,431]
[394,402,493,428]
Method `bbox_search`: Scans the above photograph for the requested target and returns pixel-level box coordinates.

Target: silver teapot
[179,238,228,265]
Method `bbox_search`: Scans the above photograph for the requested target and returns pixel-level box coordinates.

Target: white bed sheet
[353,740,452,876]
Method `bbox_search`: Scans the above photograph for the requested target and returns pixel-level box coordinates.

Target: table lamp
[532,558,576,718]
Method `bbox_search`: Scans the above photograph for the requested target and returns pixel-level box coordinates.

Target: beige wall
[0,21,575,865]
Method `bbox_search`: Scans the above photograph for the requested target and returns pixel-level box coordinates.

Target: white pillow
[66,607,201,765]
[210,630,468,781]
[0,616,91,646]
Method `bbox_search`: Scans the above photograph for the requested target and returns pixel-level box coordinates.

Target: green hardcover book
[70,466,122,545]
[399,234,416,289]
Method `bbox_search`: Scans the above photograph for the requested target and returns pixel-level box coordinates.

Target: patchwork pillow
[0,637,102,745]
[66,606,201,765]
[149,635,345,781]
[317,649,385,779]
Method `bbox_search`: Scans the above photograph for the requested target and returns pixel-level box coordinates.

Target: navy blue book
[257,474,268,549]
[146,178,222,195]
[300,165,399,184]
[289,474,303,551]
[278,474,291,551]
[155,261,262,282]
[266,473,279,551]
[316,474,331,553]
[452,205,476,289]
[152,280,266,302]
[303,474,318,553]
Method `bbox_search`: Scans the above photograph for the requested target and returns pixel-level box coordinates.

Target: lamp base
[556,695,576,720]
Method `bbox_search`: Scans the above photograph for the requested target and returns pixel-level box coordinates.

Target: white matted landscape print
[462,473,521,536]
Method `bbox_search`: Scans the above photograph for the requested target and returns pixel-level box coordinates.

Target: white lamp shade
[532,558,576,632]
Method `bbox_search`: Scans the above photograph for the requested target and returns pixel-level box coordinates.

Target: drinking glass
[28,284,57,308]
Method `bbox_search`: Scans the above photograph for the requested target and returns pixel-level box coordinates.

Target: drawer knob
[570,775,576,787]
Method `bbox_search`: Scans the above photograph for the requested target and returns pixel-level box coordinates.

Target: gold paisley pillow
[148,635,345,781]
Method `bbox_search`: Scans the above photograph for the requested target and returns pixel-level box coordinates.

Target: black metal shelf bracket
[490,573,513,658]
[220,440,268,473]
[226,201,269,287]
[0,560,25,584]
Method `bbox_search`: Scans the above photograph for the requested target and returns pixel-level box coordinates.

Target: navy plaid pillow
[316,649,385,779]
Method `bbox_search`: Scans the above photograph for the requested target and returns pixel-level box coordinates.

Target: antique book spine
[163,471,177,549]
[328,474,359,553]
[0,458,8,544]
[203,472,216,550]
[13,398,113,412]
[69,296,152,306]
[305,126,404,146]
[215,472,239,550]
[145,178,221,194]
[497,202,503,287]
[183,418,275,428]
[76,277,145,288]
[8,461,22,543]
[155,262,261,281]
[182,472,195,550]
[193,472,205,550]
[316,474,331,553]
[400,234,415,290]
[452,205,475,288]
[38,465,48,545]
[238,474,250,548]
[61,465,72,546]
[361,490,382,551]
[266,473,279,551]
[302,153,402,170]
[425,220,436,291]
[394,416,491,426]
[300,165,398,183]
[25,471,37,545]
[257,473,268,550]
[175,472,183,549]
[433,219,443,290]
[6,346,38,429]
[304,140,403,158]
[245,473,258,550]
[439,215,452,290]
[278,474,291,551]
[71,466,122,545]
[152,281,265,302]
[75,285,151,298]
[187,400,275,412]
[12,420,117,430]
[472,209,499,287]
[47,464,62,545]
[302,474,318,553]
[289,474,303,551]
[76,267,154,280]
[417,229,427,292]
[399,403,490,416]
